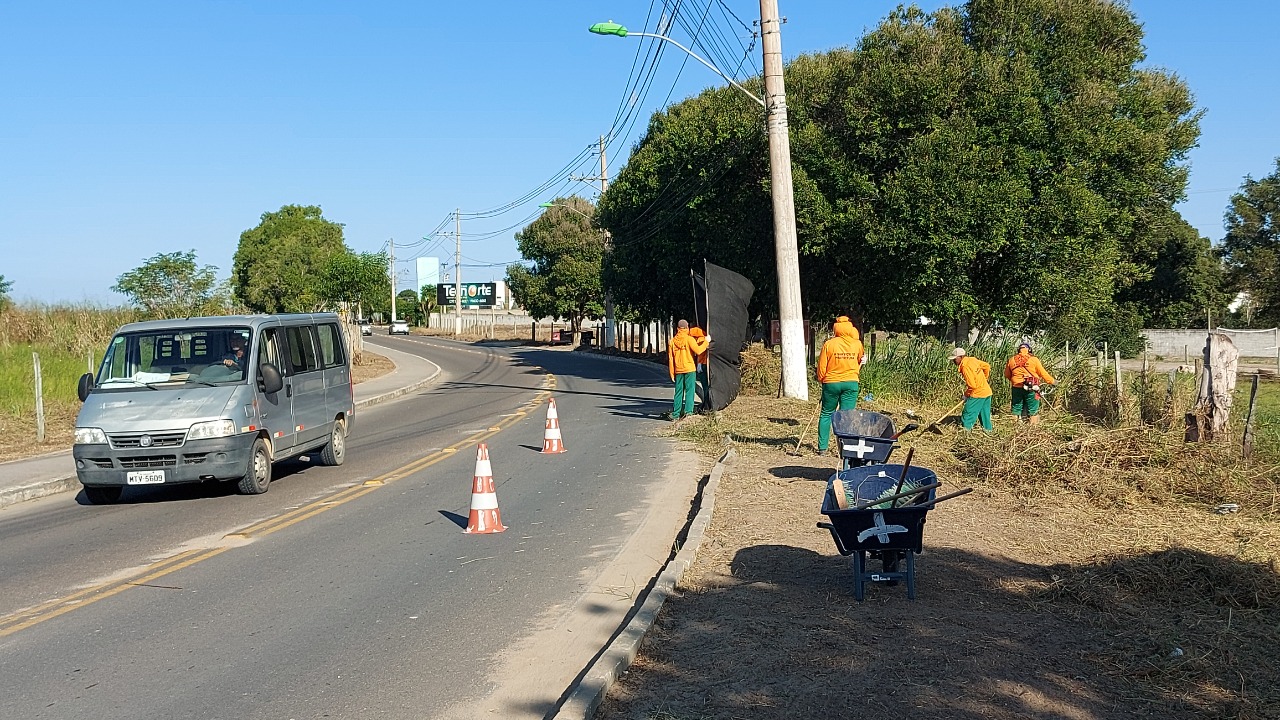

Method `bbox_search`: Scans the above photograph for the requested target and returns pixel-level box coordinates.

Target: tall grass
[0,304,138,459]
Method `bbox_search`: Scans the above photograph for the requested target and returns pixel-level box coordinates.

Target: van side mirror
[77,372,95,402]
[258,363,284,395]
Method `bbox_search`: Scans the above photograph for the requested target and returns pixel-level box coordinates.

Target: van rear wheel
[238,438,272,495]
[319,419,346,466]
[84,485,123,504]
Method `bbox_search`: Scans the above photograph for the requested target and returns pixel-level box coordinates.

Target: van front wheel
[319,419,346,466]
[238,438,272,495]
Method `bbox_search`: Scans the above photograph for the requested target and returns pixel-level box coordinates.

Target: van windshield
[96,327,252,389]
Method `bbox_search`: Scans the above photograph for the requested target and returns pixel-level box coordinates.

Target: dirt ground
[595,396,1280,720]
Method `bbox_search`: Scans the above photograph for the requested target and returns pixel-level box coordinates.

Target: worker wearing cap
[816,316,866,453]
[668,320,711,422]
[950,347,993,431]
[689,325,709,411]
[1005,341,1056,424]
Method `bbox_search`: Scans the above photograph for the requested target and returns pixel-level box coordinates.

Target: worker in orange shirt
[816,316,866,454]
[667,319,711,422]
[689,326,709,410]
[950,347,993,431]
[1005,341,1056,424]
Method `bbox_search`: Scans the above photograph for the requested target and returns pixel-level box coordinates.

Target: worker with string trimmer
[1004,340,1056,425]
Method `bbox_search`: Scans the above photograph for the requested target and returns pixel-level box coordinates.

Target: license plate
[126,470,165,485]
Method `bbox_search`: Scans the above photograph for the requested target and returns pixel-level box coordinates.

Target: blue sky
[3,1,1277,305]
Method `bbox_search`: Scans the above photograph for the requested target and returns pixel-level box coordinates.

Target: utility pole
[599,134,617,349]
[389,238,397,322]
[454,209,462,335]
[760,0,807,400]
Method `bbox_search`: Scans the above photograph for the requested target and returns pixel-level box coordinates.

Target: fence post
[1064,340,1069,367]
[1114,350,1123,421]
[1242,371,1260,460]
[34,352,46,443]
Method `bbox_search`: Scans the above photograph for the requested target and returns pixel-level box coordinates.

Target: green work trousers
[961,396,993,431]
[1010,386,1041,419]
[817,380,860,451]
[672,371,697,418]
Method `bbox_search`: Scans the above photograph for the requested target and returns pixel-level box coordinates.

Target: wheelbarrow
[830,409,918,470]
[817,464,939,601]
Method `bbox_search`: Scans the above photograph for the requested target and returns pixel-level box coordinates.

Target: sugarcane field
[594,338,1279,720]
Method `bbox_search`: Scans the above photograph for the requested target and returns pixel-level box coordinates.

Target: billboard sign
[437,282,497,308]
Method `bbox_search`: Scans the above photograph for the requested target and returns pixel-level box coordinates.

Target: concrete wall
[1142,328,1279,359]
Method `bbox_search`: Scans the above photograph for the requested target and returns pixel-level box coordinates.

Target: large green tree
[599,0,1201,337]
[316,249,390,321]
[1116,210,1226,327]
[506,197,606,329]
[112,250,227,318]
[233,205,346,313]
[1221,158,1280,326]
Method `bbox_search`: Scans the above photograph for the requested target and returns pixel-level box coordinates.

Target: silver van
[73,313,354,504]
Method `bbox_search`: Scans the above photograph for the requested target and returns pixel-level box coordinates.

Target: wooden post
[1275,328,1279,375]
[88,351,95,374]
[1242,372,1260,460]
[1114,350,1124,420]
[1184,344,1189,364]
[1064,340,1070,367]
[34,352,46,443]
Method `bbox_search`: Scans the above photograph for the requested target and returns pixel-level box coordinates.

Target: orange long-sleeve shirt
[816,318,865,383]
[1004,349,1056,386]
[958,356,993,398]
[689,327,708,364]
[668,328,710,379]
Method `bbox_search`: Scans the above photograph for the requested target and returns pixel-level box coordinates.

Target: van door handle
[286,383,292,398]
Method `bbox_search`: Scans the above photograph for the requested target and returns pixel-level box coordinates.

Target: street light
[590,9,808,400]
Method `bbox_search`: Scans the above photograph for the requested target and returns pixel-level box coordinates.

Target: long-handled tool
[926,400,966,434]
[890,423,919,440]
[889,447,915,508]
[850,481,942,511]
[787,405,822,456]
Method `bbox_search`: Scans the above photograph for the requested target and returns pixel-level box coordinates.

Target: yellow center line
[0,372,556,639]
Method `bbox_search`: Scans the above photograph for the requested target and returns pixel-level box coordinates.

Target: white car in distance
[389,319,410,335]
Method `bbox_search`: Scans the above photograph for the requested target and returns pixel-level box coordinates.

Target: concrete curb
[551,445,736,720]
[0,349,441,510]
[0,475,84,509]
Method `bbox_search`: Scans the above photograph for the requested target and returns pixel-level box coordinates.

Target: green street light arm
[589,23,765,108]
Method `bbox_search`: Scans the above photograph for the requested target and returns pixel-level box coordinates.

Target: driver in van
[222,335,247,368]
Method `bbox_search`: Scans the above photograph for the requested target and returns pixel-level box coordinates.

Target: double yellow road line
[0,377,555,639]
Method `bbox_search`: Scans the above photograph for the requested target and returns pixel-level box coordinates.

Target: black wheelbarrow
[817,464,939,601]
[830,409,918,470]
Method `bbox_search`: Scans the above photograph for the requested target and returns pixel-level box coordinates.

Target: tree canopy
[0,274,12,310]
[506,197,606,329]
[1221,157,1280,326]
[598,0,1205,338]
[233,205,347,313]
[316,249,390,321]
[111,250,227,318]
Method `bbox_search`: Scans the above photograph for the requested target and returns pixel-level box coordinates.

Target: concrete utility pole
[389,238,397,322]
[760,0,807,400]
[599,134,618,349]
[454,209,463,335]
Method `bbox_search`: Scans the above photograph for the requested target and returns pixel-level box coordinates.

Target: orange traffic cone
[541,398,566,454]
[463,443,505,534]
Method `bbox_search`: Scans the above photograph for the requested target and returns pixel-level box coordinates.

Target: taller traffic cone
[541,398,566,454]
[463,443,505,534]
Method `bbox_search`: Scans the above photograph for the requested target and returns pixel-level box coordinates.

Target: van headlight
[75,427,108,445]
[188,419,237,440]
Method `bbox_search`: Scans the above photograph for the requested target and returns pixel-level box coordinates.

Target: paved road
[0,336,697,719]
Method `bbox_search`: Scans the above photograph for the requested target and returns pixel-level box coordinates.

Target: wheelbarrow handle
[850,480,941,511]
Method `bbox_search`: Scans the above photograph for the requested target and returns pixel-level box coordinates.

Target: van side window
[258,328,283,372]
[316,323,346,368]
[285,325,321,374]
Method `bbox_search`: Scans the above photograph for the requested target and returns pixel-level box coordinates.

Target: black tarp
[691,260,755,411]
